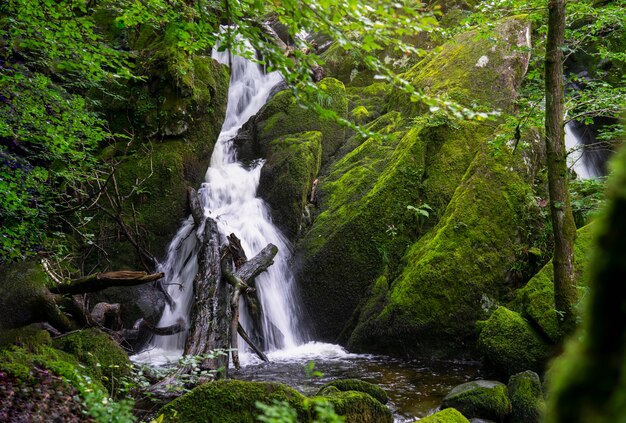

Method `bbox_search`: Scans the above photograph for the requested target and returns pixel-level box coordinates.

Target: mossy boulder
[440,380,511,422]
[507,371,544,423]
[52,328,131,394]
[513,224,596,342]
[476,307,551,378]
[420,408,471,423]
[317,378,389,405]
[258,131,323,238]
[0,260,74,332]
[90,53,229,272]
[297,17,535,347]
[391,16,531,115]
[347,139,538,355]
[314,390,393,423]
[254,77,348,165]
[158,380,308,423]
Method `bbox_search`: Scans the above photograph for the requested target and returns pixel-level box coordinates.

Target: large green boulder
[514,224,596,342]
[477,307,551,378]
[297,16,535,346]
[440,380,511,421]
[93,55,230,270]
[158,380,308,423]
[507,371,545,423]
[347,141,538,355]
[391,16,532,116]
[420,408,470,423]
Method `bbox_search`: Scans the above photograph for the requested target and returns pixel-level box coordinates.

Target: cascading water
[565,121,595,179]
[134,47,309,365]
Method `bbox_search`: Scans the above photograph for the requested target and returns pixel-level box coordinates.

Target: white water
[565,121,597,179]
[132,47,325,366]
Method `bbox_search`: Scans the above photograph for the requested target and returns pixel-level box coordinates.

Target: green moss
[391,16,531,115]
[348,141,536,355]
[477,307,551,378]
[320,43,376,87]
[90,53,229,270]
[507,370,545,423]
[318,379,388,405]
[0,260,71,331]
[52,328,131,395]
[158,380,308,423]
[314,390,393,423]
[514,223,596,342]
[440,380,512,421]
[257,78,348,163]
[419,408,470,423]
[259,131,323,238]
[0,325,52,352]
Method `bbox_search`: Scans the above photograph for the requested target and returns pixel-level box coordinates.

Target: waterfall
[565,121,603,179]
[134,48,308,365]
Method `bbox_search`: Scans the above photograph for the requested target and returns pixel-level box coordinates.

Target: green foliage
[458,0,625,150]
[569,176,607,227]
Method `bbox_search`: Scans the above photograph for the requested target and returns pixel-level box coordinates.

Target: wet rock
[440,380,511,422]
[507,370,544,423]
[317,378,389,405]
[476,307,551,379]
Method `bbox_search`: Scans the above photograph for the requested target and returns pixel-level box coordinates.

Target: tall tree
[545,0,578,335]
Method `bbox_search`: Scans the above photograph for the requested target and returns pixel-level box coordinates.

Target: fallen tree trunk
[50,271,164,295]
[184,217,231,374]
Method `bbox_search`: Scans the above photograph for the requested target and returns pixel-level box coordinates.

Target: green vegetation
[418,408,470,423]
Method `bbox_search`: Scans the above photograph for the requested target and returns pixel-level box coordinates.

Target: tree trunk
[545,0,577,336]
[50,271,164,295]
[184,217,231,374]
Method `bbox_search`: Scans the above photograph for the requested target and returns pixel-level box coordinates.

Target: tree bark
[184,217,231,374]
[545,0,577,336]
[50,271,164,295]
[187,187,204,228]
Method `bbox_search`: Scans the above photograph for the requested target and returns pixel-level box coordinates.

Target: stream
[132,47,483,422]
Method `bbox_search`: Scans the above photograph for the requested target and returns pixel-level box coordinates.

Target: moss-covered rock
[420,408,471,423]
[347,141,537,355]
[158,380,308,423]
[391,16,531,115]
[317,378,389,405]
[297,16,536,347]
[88,52,229,273]
[314,390,393,423]
[507,371,544,423]
[52,328,131,394]
[255,77,348,164]
[440,380,511,421]
[0,260,75,332]
[258,131,323,238]
[513,224,596,342]
[476,307,551,378]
